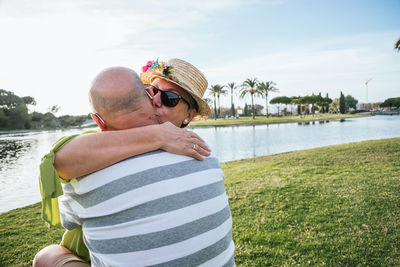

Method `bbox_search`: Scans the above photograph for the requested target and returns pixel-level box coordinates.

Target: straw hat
[140,58,211,120]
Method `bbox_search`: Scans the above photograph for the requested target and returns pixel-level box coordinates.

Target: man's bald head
[89,67,146,115]
[89,67,157,131]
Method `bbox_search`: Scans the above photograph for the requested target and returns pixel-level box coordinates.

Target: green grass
[0,203,64,266]
[190,114,369,127]
[1,138,399,266]
[223,138,400,266]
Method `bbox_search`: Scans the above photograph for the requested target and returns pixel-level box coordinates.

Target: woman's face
[151,78,196,127]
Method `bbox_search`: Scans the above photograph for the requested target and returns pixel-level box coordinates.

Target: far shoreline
[188,113,372,128]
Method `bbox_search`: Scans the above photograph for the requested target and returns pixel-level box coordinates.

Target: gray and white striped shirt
[59,150,234,266]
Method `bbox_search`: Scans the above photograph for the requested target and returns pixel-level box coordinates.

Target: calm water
[193,115,400,162]
[0,115,399,213]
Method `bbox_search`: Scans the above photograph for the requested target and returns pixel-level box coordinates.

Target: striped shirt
[58,150,234,266]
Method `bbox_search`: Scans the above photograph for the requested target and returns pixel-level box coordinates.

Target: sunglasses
[145,85,191,108]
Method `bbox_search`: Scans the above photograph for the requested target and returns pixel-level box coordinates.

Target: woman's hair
[187,95,199,113]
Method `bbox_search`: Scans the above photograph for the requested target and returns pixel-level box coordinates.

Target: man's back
[59,151,234,266]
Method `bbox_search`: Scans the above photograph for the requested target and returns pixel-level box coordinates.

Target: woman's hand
[158,122,211,160]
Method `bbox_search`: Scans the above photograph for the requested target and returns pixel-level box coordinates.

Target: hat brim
[140,72,211,120]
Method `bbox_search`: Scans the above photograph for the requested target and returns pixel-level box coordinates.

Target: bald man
[88,67,157,130]
[36,67,234,266]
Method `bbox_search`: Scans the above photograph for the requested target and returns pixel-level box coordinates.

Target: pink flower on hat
[142,61,154,73]
[141,59,174,78]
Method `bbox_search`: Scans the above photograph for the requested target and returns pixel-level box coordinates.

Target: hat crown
[167,58,208,98]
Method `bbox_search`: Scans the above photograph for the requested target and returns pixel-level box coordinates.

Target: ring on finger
[192,144,197,150]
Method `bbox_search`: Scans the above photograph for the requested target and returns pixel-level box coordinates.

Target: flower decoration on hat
[141,59,174,78]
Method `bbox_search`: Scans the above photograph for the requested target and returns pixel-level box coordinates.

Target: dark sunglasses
[145,85,191,108]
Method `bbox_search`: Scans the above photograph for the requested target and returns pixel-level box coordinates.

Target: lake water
[0,115,399,213]
[193,115,400,162]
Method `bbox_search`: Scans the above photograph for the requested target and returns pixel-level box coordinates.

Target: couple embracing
[34,58,235,267]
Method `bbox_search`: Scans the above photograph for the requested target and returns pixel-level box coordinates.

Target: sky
[0,0,399,116]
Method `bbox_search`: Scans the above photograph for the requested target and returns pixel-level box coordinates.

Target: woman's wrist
[144,124,164,151]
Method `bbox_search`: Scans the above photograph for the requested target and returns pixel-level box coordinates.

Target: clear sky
[0,0,399,115]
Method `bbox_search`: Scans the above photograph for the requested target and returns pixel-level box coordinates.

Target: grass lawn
[1,138,399,266]
[190,113,369,127]
[223,137,400,266]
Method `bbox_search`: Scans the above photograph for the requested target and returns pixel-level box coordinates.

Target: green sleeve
[39,130,98,226]
[39,133,80,227]
[61,226,90,262]
[39,130,98,261]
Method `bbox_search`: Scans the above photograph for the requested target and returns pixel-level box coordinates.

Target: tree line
[380,97,400,109]
[0,89,90,130]
[207,79,363,119]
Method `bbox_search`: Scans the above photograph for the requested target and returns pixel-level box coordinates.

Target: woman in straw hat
[34,58,216,266]
[140,58,211,127]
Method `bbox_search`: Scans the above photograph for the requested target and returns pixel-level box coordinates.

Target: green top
[39,130,97,262]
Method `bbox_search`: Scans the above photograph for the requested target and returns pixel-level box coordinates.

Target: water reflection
[0,139,36,171]
[0,127,97,213]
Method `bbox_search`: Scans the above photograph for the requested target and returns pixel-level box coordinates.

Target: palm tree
[226,82,237,117]
[208,86,218,120]
[257,81,279,117]
[216,85,227,117]
[209,84,226,120]
[395,38,400,52]
[240,78,259,119]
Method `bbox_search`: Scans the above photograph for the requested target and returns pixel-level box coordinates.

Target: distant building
[357,102,382,111]
[357,103,366,110]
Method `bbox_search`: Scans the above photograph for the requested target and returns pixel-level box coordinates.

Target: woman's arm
[54,122,211,179]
